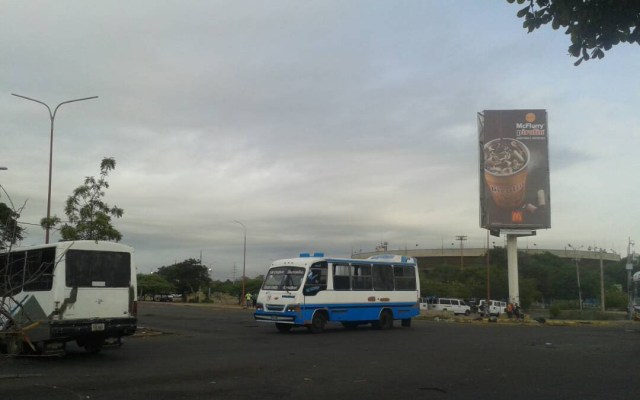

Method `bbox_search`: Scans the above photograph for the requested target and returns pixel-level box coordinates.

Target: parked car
[421,297,471,316]
[477,300,507,317]
[153,294,174,302]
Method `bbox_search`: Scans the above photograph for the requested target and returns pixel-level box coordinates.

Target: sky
[1,1,639,280]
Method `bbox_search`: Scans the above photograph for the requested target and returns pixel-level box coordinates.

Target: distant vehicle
[464,298,480,313]
[0,241,137,355]
[154,294,173,302]
[421,297,471,316]
[254,254,420,333]
[477,300,507,317]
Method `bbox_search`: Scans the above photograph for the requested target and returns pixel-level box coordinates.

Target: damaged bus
[254,253,420,333]
[0,241,137,355]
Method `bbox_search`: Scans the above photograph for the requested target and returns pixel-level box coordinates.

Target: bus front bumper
[254,311,298,324]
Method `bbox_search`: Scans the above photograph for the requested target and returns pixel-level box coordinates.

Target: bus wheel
[83,338,104,354]
[308,312,327,334]
[401,318,411,327]
[374,310,394,330]
[275,323,292,333]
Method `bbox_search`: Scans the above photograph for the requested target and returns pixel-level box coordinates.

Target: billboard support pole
[507,234,520,306]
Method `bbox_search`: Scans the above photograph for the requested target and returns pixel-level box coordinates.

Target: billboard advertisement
[478,110,551,231]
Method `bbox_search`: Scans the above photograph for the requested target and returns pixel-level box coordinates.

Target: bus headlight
[285,304,301,312]
[256,303,264,311]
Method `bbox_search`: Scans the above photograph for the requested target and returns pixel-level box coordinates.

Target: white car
[477,300,507,317]
[421,298,471,316]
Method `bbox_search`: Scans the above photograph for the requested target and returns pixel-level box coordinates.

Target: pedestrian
[514,304,523,320]
[245,292,253,308]
[506,302,514,319]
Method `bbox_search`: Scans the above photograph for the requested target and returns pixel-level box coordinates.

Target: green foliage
[605,287,628,310]
[43,157,124,242]
[423,250,631,311]
[137,273,175,297]
[156,258,212,295]
[0,202,24,249]
[507,0,640,65]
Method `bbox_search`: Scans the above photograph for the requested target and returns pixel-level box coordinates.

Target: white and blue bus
[254,253,420,333]
[0,241,137,355]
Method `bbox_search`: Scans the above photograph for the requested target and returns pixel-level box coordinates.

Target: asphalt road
[1,302,639,400]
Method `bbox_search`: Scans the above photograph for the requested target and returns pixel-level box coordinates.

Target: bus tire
[82,337,104,354]
[308,311,327,334]
[401,318,411,327]
[373,309,394,330]
[275,323,292,333]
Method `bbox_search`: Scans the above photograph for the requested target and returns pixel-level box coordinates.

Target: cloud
[1,1,639,277]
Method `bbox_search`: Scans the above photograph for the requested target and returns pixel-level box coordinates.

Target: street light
[12,93,98,243]
[234,220,247,308]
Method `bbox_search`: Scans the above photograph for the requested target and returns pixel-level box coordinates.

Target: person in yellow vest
[245,292,253,308]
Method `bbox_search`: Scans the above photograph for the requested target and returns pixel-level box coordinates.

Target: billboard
[479,110,551,231]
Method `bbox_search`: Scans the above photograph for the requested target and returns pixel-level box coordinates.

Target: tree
[0,186,26,250]
[156,259,212,296]
[508,0,640,65]
[137,273,175,298]
[0,203,24,250]
[42,157,124,242]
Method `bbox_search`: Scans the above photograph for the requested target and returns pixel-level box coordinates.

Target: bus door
[302,262,328,298]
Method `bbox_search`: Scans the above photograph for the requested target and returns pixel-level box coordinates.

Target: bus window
[393,265,417,290]
[23,247,56,292]
[372,264,394,291]
[262,266,305,291]
[65,250,131,288]
[333,264,350,290]
[3,251,26,295]
[352,264,372,290]
[303,262,328,296]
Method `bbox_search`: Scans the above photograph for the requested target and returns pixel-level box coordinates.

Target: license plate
[91,323,105,332]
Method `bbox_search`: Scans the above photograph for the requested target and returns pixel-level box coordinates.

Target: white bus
[0,241,137,355]
[254,253,420,333]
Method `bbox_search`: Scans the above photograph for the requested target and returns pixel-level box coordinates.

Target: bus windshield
[262,266,305,291]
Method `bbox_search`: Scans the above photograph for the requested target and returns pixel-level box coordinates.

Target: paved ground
[1,302,639,400]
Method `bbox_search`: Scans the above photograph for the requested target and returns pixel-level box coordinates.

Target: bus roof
[271,254,417,266]
[1,240,134,254]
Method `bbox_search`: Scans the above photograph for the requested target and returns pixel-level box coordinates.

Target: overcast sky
[1,1,639,279]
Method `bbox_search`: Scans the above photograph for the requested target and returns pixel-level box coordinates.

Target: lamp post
[12,93,98,243]
[234,220,247,307]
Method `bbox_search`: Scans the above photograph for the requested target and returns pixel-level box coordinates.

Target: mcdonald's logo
[511,211,523,223]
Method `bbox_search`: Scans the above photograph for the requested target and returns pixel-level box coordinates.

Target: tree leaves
[509,0,640,65]
[43,157,124,242]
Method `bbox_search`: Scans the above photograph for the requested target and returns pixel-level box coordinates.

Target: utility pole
[455,235,467,269]
[626,237,635,320]
[599,248,605,312]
